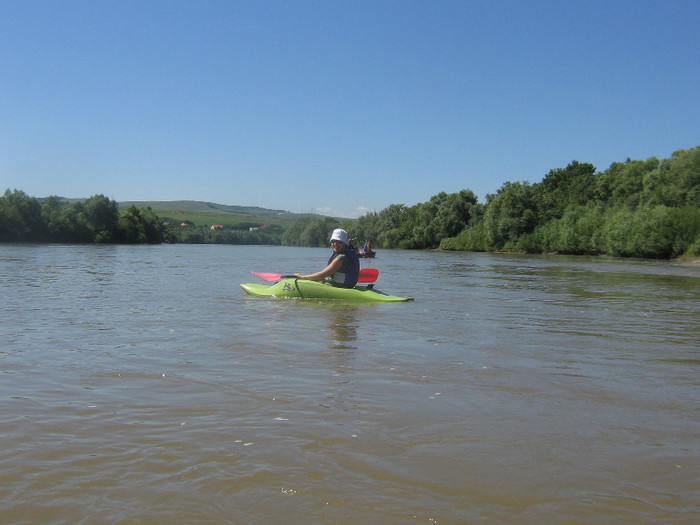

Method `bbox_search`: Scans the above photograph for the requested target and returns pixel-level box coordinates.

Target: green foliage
[535,204,607,255]
[533,161,597,221]
[3,145,698,258]
[162,223,283,245]
[349,204,414,249]
[350,192,480,250]
[0,190,286,245]
[441,221,488,251]
[483,182,537,247]
[601,205,700,258]
[643,147,700,207]
[1,192,155,244]
[77,194,120,242]
[409,190,480,249]
[118,205,163,243]
[0,190,45,241]
[378,205,418,248]
[595,157,658,209]
[436,145,700,259]
[282,217,339,247]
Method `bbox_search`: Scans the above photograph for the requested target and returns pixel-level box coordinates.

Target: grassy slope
[119,200,324,228]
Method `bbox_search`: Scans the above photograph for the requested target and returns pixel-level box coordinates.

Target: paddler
[294,228,360,287]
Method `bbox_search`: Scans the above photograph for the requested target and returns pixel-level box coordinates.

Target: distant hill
[119,200,298,217]
[35,197,339,228]
[118,200,330,228]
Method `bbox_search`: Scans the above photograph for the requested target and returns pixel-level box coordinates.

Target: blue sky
[2,0,698,218]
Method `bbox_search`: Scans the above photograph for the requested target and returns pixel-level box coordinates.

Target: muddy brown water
[1,244,698,524]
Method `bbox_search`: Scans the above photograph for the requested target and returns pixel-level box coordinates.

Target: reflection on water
[326,306,360,351]
[1,245,699,524]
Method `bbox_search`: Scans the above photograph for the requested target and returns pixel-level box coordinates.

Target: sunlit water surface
[1,244,698,524]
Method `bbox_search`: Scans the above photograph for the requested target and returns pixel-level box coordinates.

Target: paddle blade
[251,271,290,282]
[358,268,379,283]
[252,268,378,283]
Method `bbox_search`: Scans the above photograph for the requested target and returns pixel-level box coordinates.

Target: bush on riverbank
[351,145,700,259]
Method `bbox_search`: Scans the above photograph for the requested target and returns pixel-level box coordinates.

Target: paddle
[252,268,379,283]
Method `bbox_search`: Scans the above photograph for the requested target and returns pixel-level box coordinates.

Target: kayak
[240,278,413,302]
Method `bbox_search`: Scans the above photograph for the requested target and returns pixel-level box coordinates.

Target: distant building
[210,225,224,231]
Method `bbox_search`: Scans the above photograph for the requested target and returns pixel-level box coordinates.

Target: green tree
[643,146,700,207]
[534,161,597,221]
[596,157,659,209]
[0,189,45,241]
[41,195,72,241]
[282,217,338,247]
[377,204,418,248]
[442,221,488,251]
[118,205,163,243]
[432,190,479,238]
[80,194,119,242]
[411,200,439,249]
[535,204,607,255]
[483,182,537,248]
[352,211,381,247]
[609,206,700,258]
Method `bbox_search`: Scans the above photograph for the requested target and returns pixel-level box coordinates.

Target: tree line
[0,190,284,245]
[287,145,698,260]
[4,145,698,258]
[161,221,282,245]
[0,192,164,243]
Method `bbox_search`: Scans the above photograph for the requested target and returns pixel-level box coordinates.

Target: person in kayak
[362,240,376,258]
[294,228,360,287]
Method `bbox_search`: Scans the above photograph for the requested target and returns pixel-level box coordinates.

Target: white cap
[330,228,348,244]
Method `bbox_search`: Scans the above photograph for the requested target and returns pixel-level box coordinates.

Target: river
[1,244,698,524]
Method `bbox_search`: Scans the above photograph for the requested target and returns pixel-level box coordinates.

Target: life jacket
[327,247,360,287]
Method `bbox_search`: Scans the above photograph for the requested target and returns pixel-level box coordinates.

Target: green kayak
[240,278,413,302]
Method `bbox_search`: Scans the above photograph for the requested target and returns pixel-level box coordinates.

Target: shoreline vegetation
[2,145,698,261]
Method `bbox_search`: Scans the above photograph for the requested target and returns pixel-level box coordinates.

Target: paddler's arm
[294,257,343,281]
